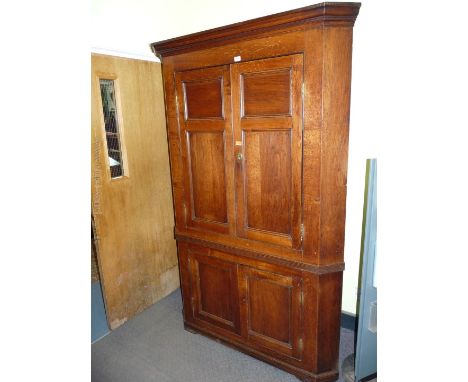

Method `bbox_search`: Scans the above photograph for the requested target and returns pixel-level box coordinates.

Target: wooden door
[231,55,304,248]
[187,250,241,335]
[239,266,303,360]
[175,66,235,235]
[91,54,179,329]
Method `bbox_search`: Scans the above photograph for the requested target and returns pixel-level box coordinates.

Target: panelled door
[175,54,304,248]
[231,55,304,248]
[175,66,235,234]
[187,249,241,335]
[238,266,303,360]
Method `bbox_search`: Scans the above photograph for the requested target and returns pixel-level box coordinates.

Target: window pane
[99,79,125,179]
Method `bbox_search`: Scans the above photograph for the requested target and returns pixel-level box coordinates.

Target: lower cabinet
[184,244,305,363]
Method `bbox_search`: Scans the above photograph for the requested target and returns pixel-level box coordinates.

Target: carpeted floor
[92,289,355,382]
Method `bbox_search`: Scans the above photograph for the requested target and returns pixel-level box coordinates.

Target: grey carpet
[92,289,355,382]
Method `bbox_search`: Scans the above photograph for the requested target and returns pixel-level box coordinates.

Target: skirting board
[341,312,356,331]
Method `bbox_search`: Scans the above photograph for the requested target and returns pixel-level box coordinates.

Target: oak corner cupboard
[151,3,360,381]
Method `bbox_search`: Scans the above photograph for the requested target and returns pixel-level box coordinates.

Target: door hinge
[300,223,304,242]
[302,82,305,98]
[300,290,304,306]
[298,337,304,352]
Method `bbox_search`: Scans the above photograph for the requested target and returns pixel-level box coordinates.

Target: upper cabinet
[153,2,361,265]
[175,55,304,249]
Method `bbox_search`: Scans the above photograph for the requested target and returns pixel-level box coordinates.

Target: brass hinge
[298,337,303,352]
[300,290,304,306]
[300,223,304,242]
[183,203,187,219]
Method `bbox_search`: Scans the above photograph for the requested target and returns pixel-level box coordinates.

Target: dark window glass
[99,79,125,178]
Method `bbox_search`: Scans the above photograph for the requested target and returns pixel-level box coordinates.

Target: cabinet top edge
[150,2,361,59]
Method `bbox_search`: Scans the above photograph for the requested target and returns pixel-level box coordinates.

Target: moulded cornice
[151,2,361,58]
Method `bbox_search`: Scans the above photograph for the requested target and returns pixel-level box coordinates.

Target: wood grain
[244,130,291,234]
[241,266,303,359]
[184,78,223,119]
[232,54,303,249]
[242,69,291,116]
[319,27,354,265]
[188,249,241,334]
[91,54,179,330]
[189,132,227,222]
[175,66,233,235]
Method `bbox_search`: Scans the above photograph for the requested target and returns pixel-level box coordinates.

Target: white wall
[92,0,373,314]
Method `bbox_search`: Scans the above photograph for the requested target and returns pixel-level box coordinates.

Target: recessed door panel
[188,132,227,223]
[188,249,241,335]
[242,69,291,117]
[239,266,303,359]
[249,276,291,343]
[175,66,235,234]
[244,130,291,234]
[184,78,223,119]
[232,54,303,249]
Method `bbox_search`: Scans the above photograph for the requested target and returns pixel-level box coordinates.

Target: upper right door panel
[231,54,303,249]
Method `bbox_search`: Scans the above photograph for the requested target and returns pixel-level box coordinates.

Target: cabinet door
[175,66,235,234]
[239,266,303,360]
[188,250,241,335]
[231,55,303,248]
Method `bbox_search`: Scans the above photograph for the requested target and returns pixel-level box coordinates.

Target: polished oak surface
[152,2,360,381]
[232,54,303,249]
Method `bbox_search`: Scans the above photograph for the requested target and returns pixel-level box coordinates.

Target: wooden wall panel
[91,54,179,330]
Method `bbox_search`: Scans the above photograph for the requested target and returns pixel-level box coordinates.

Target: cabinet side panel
[317,272,343,373]
[320,27,354,265]
[301,272,319,371]
[302,26,323,263]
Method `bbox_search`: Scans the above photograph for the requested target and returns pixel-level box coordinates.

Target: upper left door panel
[175,66,235,235]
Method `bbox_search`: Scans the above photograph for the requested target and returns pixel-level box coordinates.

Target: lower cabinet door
[188,250,241,335]
[239,265,304,360]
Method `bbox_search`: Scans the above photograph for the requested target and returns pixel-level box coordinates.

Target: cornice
[151,2,361,59]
